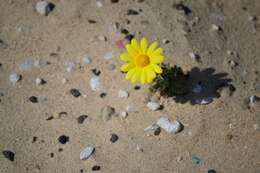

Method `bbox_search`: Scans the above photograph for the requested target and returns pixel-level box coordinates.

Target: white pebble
[104,52,113,60]
[35,77,44,85]
[96,1,103,7]
[118,90,129,98]
[83,56,92,65]
[9,73,22,84]
[147,101,160,111]
[157,117,182,134]
[35,1,52,16]
[97,35,107,41]
[249,95,259,106]
[90,77,102,91]
[66,62,76,73]
[212,24,220,31]
[227,50,233,55]
[80,147,95,160]
[119,111,128,118]
[195,97,213,105]
[61,78,68,84]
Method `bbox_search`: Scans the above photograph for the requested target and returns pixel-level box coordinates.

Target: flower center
[135,55,150,67]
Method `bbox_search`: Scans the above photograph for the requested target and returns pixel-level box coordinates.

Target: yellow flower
[120,37,165,84]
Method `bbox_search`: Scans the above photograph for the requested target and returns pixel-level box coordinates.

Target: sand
[0,0,260,173]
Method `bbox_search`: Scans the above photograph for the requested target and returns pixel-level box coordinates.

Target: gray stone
[9,73,22,84]
[147,101,160,111]
[80,147,95,160]
[157,117,182,134]
[36,1,53,16]
[90,77,102,91]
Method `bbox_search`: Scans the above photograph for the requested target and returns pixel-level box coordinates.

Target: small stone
[66,62,76,73]
[144,123,160,135]
[29,96,38,103]
[208,169,217,173]
[97,35,107,41]
[127,9,139,15]
[107,64,116,71]
[162,39,170,44]
[90,77,102,91]
[99,92,107,98]
[83,56,92,64]
[248,15,257,21]
[101,106,115,121]
[88,19,97,24]
[189,52,201,62]
[134,85,141,90]
[119,111,128,118]
[136,146,143,152]
[195,97,213,105]
[9,73,22,84]
[77,115,88,124]
[80,147,95,160]
[228,60,238,67]
[157,117,182,134]
[46,116,54,120]
[111,0,119,3]
[96,1,103,7]
[249,95,260,107]
[212,24,220,31]
[2,150,15,161]
[91,68,101,76]
[50,153,54,158]
[118,90,129,98]
[35,1,54,16]
[147,101,160,111]
[177,155,183,162]
[110,134,119,143]
[120,28,129,35]
[92,165,101,171]
[58,135,69,144]
[172,2,191,15]
[32,136,38,143]
[253,124,259,130]
[35,77,46,85]
[62,78,68,84]
[70,89,81,97]
[104,52,113,60]
[191,156,201,165]
[227,50,233,55]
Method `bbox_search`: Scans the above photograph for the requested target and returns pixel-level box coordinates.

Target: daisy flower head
[120,37,165,84]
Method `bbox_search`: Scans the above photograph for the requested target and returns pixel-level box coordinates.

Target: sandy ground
[0,0,260,173]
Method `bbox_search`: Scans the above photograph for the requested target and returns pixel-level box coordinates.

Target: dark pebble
[58,135,69,144]
[125,34,134,41]
[172,2,191,15]
[58,148,63,152]
[111,0,119,3]
[110,134,119,143]
[0,39,8,49]
[88,19,97,24]
[32,136,38,143]
[100,92,107,98]
[29,96,38,103]
[46,116,54,120]
[91,69,101,76]
[134,85,141,90]
[92,165,101,171]
[50,52,59,57]
[127,9,139,15]
[208,170,216,173]
[50,153,54,158]
[80,169,84,173]
[154,128,161,136]
[120,28,129,35]
[77,115,88,124]
[2,150,15,161]
[70,89,81,97]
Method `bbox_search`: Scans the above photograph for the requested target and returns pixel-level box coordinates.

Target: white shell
[157,117,182,134]
[80,147,95,160]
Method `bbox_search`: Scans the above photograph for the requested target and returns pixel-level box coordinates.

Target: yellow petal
[146,66,156,83]
[126,44,138,57]
[125,68,136,80]
[147,41,158,55]
[131,39,140,52]
[150,55,165,64]
[120,53,132,62]
[140,70,147,84]
[121,63,134,72]
[140,37,148,54]
[131,69,141,83]
[153,64,163,74]
[152,48,163,56]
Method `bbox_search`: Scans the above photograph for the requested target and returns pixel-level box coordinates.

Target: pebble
[118,90,129,98]
[191,156,201,165]
[62,78,68,84]
[29,96,38,103]
[157,117,182,134]
[192,83,203,93]
[212,24,220,31]
[91,68,101,76]
[189,52,200,62]
[77,115,88,124]
[58,135,69,144]
[134,85,141,90]
[144,123,160,135]
[111,0,119,3]
[66,62,76,73]
[248,15,257,21]
[9,73,22,84]
[99,92,107,98]
[228,60,237,67]
[83,56,92,65]
[162,39,170,44]
[96,1,103,7]
[249,95,260,107]
[90,77,102,91]
[101,106,115,121]
[227,50,233,55]
[147,101,160,111]
[110,134,119,143]
[35,77,46,85]
[208,169,217,173]
[104,52,113,60]
[195,97,213,105]
[80,147,95,160]
[119,111,128,118]
[35,0,54,16]
[97,35,107,41]
[127,9,139,15]
[2,150,15,161]
[70,88,81,97]
[92,165,101,171]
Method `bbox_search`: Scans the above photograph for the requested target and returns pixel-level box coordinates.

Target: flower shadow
[173,67,232,105]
